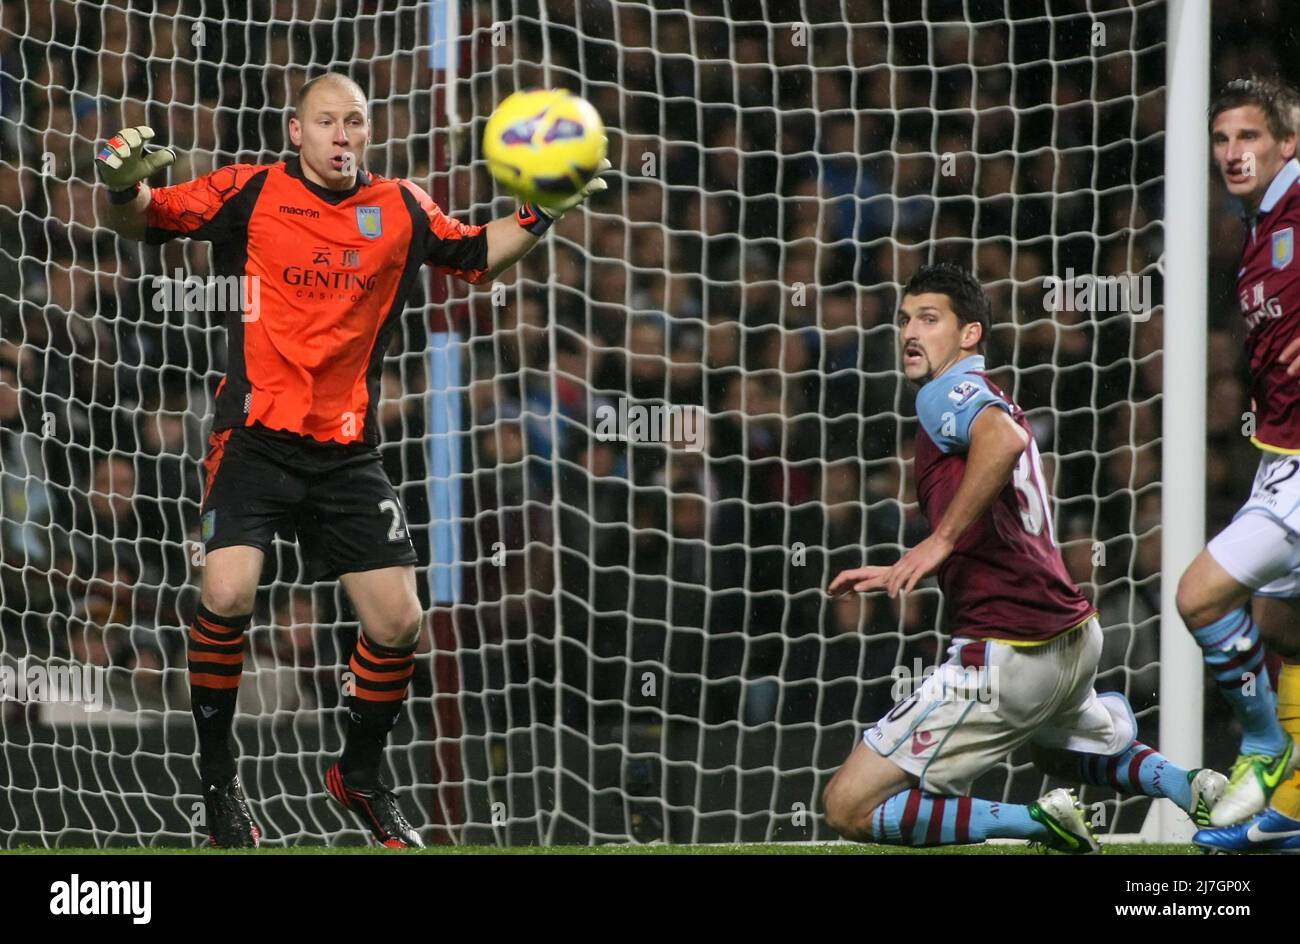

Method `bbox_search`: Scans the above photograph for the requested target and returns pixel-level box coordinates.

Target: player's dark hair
[294,72,368,118]
[1210,76,1300,141]
[901,263,992,353]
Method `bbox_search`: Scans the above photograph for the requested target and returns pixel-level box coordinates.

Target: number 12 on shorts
[378,498,407,541]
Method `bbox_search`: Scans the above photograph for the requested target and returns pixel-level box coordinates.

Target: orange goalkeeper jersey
[145,156,489,444]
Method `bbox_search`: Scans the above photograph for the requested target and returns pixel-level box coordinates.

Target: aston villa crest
[1273,227,1294,269]
[356,206,383,240]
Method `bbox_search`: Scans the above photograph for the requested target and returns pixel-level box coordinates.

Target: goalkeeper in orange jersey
[95,72,607,847]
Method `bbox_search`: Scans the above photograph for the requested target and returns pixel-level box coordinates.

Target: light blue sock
[1192,607,1286,756]
[868,789,1049,846]
[1063,742,1193,808]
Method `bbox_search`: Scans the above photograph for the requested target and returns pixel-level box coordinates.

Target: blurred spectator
[241,586,321,715]
[0,351,57,632]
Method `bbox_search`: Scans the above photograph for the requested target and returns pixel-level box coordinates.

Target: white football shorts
[862,618,1136,795]
[1207,452,1300,598]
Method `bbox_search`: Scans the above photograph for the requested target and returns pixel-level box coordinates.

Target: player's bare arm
[482,215,540,279]
[103,185,151,240]
[830,406,1027,598]
[885,405,1027,597]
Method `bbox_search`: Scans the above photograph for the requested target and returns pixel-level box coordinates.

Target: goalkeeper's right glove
[516,157,611,236]
[96,126,176,204]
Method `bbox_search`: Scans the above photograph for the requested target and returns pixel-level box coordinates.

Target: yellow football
[483,88,607,206]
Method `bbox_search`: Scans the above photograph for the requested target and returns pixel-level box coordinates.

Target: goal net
[0,0,1168,846]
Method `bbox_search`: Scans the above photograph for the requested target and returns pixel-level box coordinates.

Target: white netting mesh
[0,0,1167,846]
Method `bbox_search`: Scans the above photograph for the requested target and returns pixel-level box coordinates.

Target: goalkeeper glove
[517,158,611,236]
[96,126,176,204]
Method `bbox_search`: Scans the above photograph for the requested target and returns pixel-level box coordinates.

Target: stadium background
[0,0,1294,845]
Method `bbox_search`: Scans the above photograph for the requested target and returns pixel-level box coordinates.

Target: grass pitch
[5,842,1201,854]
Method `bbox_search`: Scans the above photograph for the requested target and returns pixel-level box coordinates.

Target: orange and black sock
[187,602,251,785]
[339,634,416,790]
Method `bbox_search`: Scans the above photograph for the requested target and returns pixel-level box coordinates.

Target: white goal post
[1153,0,1207,844]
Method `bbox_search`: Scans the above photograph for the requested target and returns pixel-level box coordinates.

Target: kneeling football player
[824,265,1224,852]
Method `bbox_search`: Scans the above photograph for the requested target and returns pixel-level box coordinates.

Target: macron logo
[50,874,152,925]
[279,204,321,219]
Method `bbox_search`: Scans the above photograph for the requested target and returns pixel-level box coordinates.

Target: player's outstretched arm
[831,405,1029,599]
[933,405,1029,544]
[481,159,611,280]
[95,126,176,242]
[885,406,1029,596]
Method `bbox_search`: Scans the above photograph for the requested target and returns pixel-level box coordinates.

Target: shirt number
[1012,440,1051,538]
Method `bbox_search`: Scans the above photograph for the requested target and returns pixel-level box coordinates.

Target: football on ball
[482,88,607,207]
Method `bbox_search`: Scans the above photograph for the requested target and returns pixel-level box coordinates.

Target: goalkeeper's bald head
[294,72,368,120]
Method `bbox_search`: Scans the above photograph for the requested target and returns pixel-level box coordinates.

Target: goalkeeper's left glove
[96,126,176,204]
[517,158,611,236]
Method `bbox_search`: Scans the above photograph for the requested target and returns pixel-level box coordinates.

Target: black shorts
[200,424,418,583]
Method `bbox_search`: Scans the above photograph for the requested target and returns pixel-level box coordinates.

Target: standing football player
[824,264,1225,852]
[1187,77,1300,852]
[95,72,607,847]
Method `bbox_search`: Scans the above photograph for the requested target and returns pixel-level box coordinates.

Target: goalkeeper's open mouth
[903,344,925,368]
